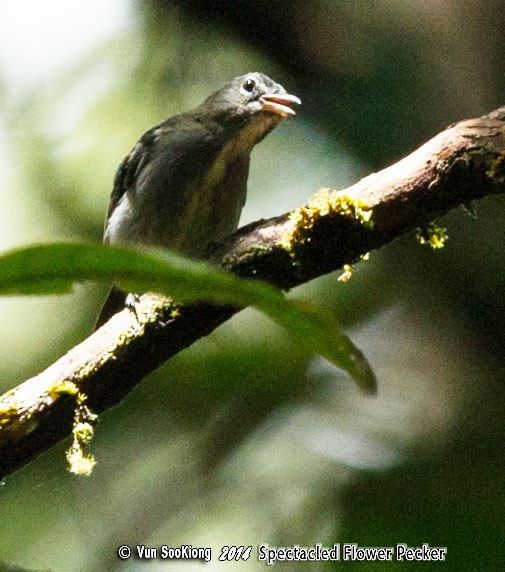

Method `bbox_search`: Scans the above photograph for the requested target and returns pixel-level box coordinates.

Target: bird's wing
[105,116,219,227]
[106,126,162,224]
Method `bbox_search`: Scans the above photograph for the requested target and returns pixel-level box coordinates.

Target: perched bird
[95,72,300,330]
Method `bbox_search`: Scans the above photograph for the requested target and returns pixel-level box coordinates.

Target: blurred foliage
[0,1,504,571]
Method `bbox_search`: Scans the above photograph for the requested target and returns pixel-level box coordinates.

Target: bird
[94,72,300,330]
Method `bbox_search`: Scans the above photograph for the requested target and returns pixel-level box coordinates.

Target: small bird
[95,72,300,330]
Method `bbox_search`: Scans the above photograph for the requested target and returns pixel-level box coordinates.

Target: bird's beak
[260,93,301,117]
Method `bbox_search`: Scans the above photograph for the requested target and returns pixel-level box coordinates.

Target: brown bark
[1,107,505,479]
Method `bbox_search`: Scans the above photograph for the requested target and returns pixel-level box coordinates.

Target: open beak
[260,92,301,117]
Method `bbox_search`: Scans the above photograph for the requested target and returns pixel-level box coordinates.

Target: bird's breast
[168,138,250,258]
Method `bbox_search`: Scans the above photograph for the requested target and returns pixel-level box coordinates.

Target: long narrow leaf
[0,243,376,392]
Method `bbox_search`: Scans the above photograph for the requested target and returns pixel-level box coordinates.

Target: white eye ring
[240,77,256,95]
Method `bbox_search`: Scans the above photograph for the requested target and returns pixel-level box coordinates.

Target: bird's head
[202,72,301,129]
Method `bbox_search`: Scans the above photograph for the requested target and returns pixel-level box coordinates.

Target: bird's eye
[241,78,256,94]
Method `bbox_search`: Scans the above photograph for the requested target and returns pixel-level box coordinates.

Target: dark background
[1,1,504,570]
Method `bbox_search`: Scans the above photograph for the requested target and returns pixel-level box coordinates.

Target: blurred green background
[1,1,505,570]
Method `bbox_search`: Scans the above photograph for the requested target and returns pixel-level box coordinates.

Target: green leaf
[0,243,376,392]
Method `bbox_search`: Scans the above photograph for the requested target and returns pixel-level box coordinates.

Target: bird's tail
[93,286,127,331]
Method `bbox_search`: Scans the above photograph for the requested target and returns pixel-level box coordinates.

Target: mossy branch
[2,106,505,479]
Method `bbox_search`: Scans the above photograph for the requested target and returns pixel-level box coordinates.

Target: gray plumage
[95,72,300,330]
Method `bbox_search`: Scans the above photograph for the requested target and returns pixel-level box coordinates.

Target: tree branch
[1,107,505,478]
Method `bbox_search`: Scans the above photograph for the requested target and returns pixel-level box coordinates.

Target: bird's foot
[125,293,141,323]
